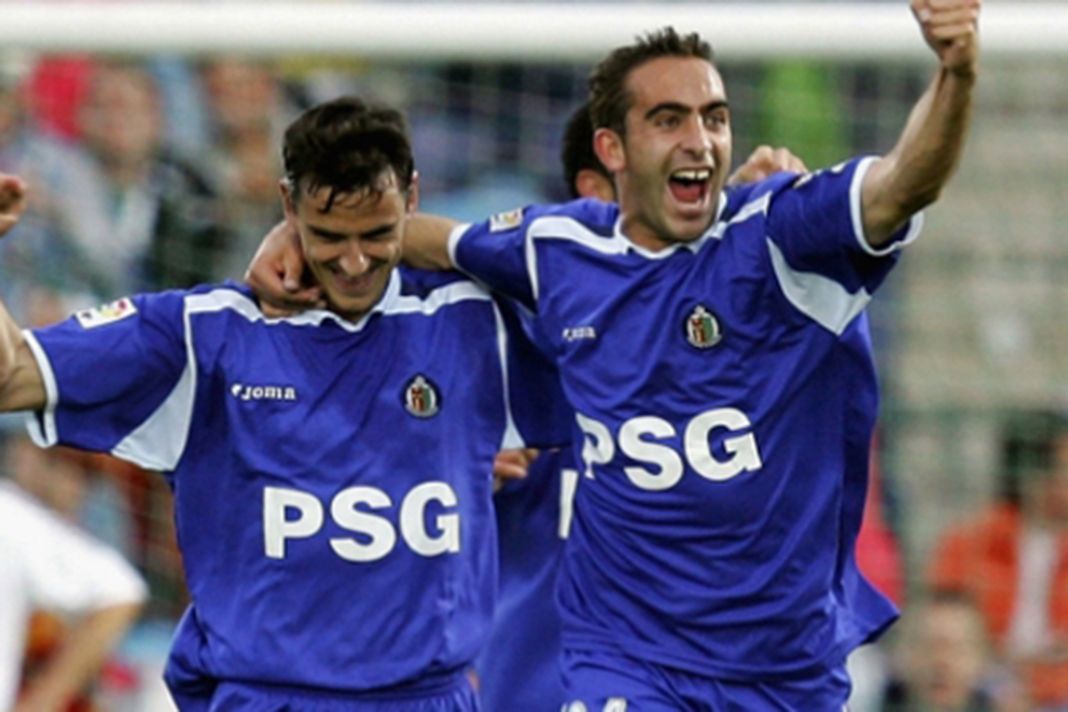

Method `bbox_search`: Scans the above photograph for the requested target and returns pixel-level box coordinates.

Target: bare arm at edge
[861,0,979,247]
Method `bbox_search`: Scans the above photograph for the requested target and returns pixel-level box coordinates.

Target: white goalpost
[1,2,1066,60]
[1,8,1066,710]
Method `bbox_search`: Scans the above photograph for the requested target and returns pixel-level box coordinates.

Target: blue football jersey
[23,272,564,695]
[477,448,579,710]
[449,157,914,680]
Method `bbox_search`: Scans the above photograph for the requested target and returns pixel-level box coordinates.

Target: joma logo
[231,383,298,402]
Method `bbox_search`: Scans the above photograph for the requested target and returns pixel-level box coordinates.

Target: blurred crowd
[0,51,303,710]
[1,51,1066,711]
[848,410,1068,712]
[0,54,296,312]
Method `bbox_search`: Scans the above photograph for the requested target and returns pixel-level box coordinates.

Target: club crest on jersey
[489,207,523,233]
[684,304,723,349]
[403,375,441,418]
[75,297,137,329]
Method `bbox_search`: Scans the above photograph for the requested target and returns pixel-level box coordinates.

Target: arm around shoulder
[861,0,980,247]
[402,214,460,270]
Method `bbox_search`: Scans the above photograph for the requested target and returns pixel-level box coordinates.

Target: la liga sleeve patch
[75,297,138,329]
[489,207,524,233]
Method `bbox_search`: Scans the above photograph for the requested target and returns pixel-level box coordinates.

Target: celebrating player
[249,1,979,706]
[454,5,976,707]
[476,103,807,711]
[0,96,568,710]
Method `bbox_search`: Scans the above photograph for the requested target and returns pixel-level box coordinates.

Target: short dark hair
[560,102,610,199]
[588,27,714,137]
[282,96,415,211]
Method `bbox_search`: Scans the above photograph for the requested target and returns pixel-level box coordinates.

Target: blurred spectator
[0,54,30,170]
[5,432,133,560]
[0,469,146,711]
[2,53,237,298]
[24,56,93,142]
[24,59,222,300]
[882,591,1023,712]
[928,410,1068,710]
[0,53,77,317]
[196,57,290,281]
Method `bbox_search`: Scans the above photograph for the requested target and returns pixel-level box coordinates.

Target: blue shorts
[166,671,480,712]
[560,648,850,712]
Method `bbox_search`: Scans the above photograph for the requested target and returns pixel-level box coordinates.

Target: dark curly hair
[588,27,714,138]
[282,96,415,212]
[560,101,610,199]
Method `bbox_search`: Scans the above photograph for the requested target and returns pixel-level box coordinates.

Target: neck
[620,216,675,252]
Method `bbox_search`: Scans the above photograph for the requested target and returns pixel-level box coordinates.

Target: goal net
[0,2,1065,708]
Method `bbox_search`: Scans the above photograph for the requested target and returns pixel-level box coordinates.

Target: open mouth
[668,168,712,206]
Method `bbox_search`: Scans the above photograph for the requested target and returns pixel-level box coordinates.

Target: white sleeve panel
[22,330,59,447]
[767,239,872,336]
[108,303,198,472]
[23,309,197,472]
[492,303,524,450]
[446,222,473,270]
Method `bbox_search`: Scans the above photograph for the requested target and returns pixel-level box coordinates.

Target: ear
[279,178,296,220]
[593,127,625,174]
[405,171,420,214]
[575,169,616,202]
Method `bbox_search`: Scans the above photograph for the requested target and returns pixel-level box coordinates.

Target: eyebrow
[644,100,730,121]
[308,222,397,241]
[308,226,347,241]
[360,223,397,240]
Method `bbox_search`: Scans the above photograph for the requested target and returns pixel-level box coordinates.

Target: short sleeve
[756,157,923,335]
[766,156,922,296]
[24,291,190,464]
[448,205,547,309]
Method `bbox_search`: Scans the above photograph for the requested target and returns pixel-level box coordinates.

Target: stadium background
[0,1,1065,709]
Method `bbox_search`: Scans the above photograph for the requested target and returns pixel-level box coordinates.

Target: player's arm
[0,175,47,412]
[403,152,808,266]
[14,602,142,712]
[246,213,460,311]
[0,301,46,412]
[861,0,979,247]
[400,214,460,270]
[244,219,324,314]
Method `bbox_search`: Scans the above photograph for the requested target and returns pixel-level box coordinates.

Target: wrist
[947,66,978,81]
[942,62,978,83]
